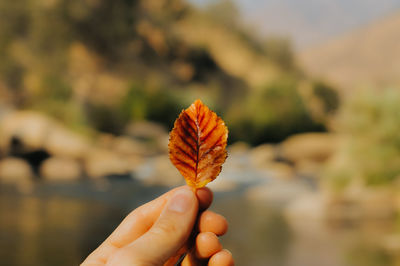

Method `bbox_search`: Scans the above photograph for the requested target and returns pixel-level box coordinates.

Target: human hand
[81,186,234,266]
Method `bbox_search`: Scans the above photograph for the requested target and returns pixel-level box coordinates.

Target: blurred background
[0,0,399,265]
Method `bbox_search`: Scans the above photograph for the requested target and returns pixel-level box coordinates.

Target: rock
[40,157,81,180]
[266,162,295,180]
[0,157,33,183]
[125,155,144,171]
[112,136,154,156]
[356,188,396,219]
[295,160,322,178]
[0,111,52,153]
[125,121,168,140]
[155,134,169,154]
[0,103,13,121]
[227,142,251,155]
[124,121,169,154]
[326,187,396,222]
[207,176,238,192]
[44,126,90,159]
[97,133,115,149]
[216,151,273,186]
[98,134,158,156]
[280,133,339,164]
[85,149,132,178]
[0,111,90,159]
[245,181,312,204]
[381,234,400,254]
[134,155,184,187]
[249,144,276,169]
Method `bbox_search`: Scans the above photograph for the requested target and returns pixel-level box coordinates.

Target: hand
[81,186,234,266]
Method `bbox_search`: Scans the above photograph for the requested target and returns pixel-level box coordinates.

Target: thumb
[108,187,198,266]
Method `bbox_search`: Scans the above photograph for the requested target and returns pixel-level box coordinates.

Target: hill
[299,11,400,93]
[226,0,400,49]
[0,0,335,144]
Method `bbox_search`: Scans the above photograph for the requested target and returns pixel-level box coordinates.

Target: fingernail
[167,189,193,213]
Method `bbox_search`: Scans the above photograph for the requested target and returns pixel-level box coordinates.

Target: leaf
[168,99,228,189]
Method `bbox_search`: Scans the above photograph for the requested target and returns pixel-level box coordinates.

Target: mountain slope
[299,11,400,92]
[228,0,400,49]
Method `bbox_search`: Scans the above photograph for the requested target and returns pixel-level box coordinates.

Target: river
[0,178,395,266]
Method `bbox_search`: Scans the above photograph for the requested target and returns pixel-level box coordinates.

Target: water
[0,179,396,266]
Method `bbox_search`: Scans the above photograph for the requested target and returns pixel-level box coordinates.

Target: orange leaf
[168,99,228,189]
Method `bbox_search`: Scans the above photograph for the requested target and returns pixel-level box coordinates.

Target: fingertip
[166,186,197,213]
[195,232,222,259]
[208,249,234,266]
[198,211,228,236]
[196,187,213,210]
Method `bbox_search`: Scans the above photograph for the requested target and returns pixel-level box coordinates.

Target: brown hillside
[299,11,400,93]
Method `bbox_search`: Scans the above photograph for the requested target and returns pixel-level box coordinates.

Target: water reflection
[0,191,124,265]
[212,196,291,266]
[0,180,396,266]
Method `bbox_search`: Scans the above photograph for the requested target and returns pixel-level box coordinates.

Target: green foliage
[85,102,127,135]
[347,241,392,266]
[37,75,72,101]
[312,81,340,113]
[0,0,331,144]
[264,38,295,71]
[30,99,91,135]
[86,84,185,134]
[120,84,184,129]
[328,88,400,186]
[26,75,89,133]
[204,0,240,28]
[228,78,325,144]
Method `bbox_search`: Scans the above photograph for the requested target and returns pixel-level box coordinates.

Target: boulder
[353,188,396,219]
[325,187,396,222]
[40,157,81,181]
[85,149,132,178]
[266,162,295,180]
[124,155,144,171]
[279,133,339,165]
[0,111,52,153]
[249,144,276,169]
[0,111,91,159]
[207,176,238,192]
[112,136,154,156]
[44,126,90,159]
[155,134,169,154]
[97,133,115,149]
[245,181,311,204]
[227,142,251,155]
[381,234,400,254]
[295,160,322,178]
[125,121,167,140]
[0,157,33,183]
[134,155,183,187]
[125,121,170,154]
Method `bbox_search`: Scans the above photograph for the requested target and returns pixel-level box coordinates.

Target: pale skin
[81,186,234,266]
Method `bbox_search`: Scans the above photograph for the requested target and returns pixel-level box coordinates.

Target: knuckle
[106,249,144,266]
[151,221,178,236]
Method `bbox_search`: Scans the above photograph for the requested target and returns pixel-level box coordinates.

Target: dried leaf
[168,99,228,189]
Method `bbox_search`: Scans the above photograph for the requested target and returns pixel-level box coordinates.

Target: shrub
[228,78,324,144]
[327,88,400,187]
[312,81,340,114]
